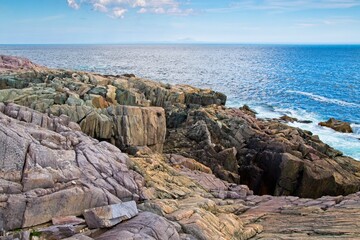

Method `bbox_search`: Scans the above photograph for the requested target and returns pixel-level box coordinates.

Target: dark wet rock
[164,106,360,198]
[280,115,298,123]
[319,118,353,133]
[239,104,257,117]
[122,73,136,78]
[298,120,313,124]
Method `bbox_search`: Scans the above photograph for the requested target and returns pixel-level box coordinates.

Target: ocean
[0,44,359,159]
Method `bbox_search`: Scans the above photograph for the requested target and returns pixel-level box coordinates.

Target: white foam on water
[289,121,360,160]
[287,90,360,108]
[252,105,283,119]
[275,108,360,161]
[351,123,360,135]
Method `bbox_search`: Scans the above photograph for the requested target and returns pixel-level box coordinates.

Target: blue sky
[1,0,360,44]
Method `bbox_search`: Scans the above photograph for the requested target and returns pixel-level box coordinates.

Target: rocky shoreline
[1,55,360,239]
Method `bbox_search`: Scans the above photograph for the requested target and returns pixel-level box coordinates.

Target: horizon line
[1,42,360,45]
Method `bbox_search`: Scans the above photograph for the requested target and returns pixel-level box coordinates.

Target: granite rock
[0,103,144,230]
[83,201,138,229]
[95,212,180,240]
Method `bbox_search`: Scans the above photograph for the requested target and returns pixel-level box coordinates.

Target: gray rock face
[95,212,180,240]
[0,103,144,231]
[84,201,138,229]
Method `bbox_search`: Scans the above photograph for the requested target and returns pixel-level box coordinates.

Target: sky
[0,0,360,44]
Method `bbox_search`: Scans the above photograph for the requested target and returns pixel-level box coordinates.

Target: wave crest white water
[287,90,360,108]
[351,124,360,135]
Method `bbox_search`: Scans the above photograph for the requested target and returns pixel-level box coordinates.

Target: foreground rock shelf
[1,55,360,239]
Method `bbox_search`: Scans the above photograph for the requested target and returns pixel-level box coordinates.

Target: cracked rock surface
[0,103,144,230]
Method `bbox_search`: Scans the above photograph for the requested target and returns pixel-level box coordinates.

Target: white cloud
[137,7,147,13]
[154,7,165,14]
[133,0,147,7]
[67,0,80,9]
[167,7,193,15]
[93,3,108,12]
[66,0,192,18]
[112,7,127,18]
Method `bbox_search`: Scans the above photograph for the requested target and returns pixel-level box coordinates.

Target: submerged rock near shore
[1,55,360,239]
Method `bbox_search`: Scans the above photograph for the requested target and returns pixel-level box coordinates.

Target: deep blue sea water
[0,44,359,159]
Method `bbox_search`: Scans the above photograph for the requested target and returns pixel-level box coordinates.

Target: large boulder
[83,201,138,229]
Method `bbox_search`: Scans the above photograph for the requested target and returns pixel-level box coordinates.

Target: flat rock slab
[84,201,138,229]
[95,211,180,240]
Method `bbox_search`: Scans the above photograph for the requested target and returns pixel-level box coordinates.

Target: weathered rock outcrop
[64,105,166,152]
[1,104,360,240]
[131,153,259,240]
[0,103,144,231]
[129,150,360,240]
[319,118,353,133]
[2,55,360,199]
[2,55,360,240]
[164,105,360,198]
[0,56,225,153]
[0,55,44,72]
[0,88,166,153]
